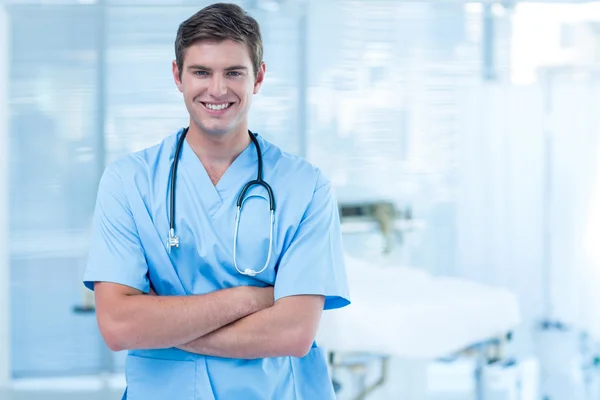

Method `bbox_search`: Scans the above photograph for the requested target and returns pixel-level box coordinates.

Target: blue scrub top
[84,128,351,400]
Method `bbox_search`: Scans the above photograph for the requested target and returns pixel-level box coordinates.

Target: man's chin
[191,115,242,136]
[197,123,234,137]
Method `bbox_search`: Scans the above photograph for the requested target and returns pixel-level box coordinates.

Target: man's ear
[253,62,266,94]
[173,60,183,93]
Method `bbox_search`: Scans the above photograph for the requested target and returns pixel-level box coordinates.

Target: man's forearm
[178,296,324,359]
[96,285,271,352]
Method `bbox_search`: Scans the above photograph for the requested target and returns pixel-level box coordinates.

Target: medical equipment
[319,203,522,400]
[167,127,276,277]
[320,255,521,400]
[338,201,416,254]
[319,255,520,358]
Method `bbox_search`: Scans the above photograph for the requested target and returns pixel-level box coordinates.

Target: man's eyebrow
[224,65,248,71]
[187,65,211,70]
[187,65,248,71]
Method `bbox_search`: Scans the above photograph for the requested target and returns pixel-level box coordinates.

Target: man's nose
[207,75,227,97]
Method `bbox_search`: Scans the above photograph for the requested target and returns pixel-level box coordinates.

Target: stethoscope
[167,127,275,277]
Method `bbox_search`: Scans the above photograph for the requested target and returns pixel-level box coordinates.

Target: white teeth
[205,103,230,111]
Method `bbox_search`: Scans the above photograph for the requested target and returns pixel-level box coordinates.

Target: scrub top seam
[289,356,300,400]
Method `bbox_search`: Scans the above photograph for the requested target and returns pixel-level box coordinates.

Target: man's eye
[227,71,242,77]
[194,71,209,76]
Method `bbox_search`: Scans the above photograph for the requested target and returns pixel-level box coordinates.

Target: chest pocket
[234,190,274,277]
[125,355,196,400]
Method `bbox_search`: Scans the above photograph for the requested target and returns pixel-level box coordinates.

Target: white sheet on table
[316,256,521,359]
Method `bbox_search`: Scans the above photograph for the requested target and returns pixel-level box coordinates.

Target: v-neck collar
[178,130,270,218]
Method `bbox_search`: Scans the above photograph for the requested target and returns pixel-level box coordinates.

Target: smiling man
[83,3,350,400]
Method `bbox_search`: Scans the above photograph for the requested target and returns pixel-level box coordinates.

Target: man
[84,3,350,399]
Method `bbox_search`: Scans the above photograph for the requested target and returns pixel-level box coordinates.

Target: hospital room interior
[3,0,600,399]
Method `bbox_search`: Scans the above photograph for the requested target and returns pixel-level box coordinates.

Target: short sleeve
[274,175,351,310]
[83,165,149,293]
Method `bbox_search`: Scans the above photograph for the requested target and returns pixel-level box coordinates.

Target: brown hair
[175,3,263,79]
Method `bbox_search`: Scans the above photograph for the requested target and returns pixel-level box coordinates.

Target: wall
[0,4,12,388]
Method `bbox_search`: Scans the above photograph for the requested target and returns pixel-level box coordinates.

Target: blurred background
[2,0,600,399]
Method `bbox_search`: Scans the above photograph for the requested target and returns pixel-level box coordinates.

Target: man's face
[173,39,265,137]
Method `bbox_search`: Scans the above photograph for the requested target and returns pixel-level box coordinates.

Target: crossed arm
[94,282,324,359]
[177,294,324,359]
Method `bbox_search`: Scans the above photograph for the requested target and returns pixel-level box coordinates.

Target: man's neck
[185,122,252,186]
[186,123,251,167]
